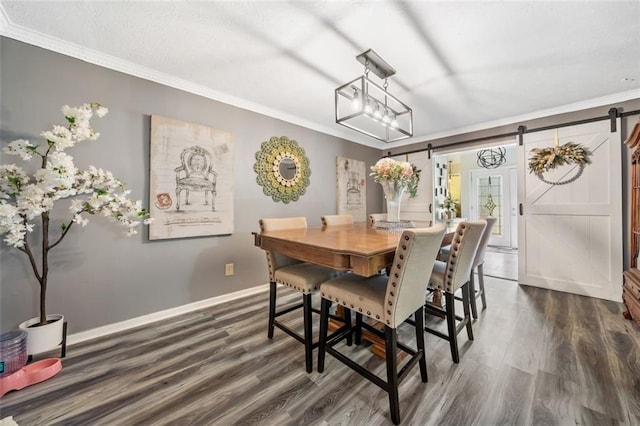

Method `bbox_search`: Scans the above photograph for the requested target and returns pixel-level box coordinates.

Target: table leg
[432,290,443,307]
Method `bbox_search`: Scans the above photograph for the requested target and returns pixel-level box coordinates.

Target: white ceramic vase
[379,180,406,223]
[18,314,64,356]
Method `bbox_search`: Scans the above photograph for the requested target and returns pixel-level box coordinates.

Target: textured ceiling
[1,1,639,149]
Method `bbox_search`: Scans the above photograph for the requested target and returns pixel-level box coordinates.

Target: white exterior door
[393,152,433,223]
[469,168,513,247]
[518,119,622,301]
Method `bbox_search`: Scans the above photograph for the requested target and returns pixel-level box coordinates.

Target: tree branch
[49,219,75,250]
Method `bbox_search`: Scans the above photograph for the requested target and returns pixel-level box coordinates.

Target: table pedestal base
[328,312,407,362]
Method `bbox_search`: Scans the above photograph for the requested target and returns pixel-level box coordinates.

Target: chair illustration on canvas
[174,146,217,211]
[346,170,362,206]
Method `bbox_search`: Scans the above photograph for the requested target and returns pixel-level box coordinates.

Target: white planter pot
[18,314,65,356]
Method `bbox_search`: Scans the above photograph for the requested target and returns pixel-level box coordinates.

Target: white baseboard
[67,284,270,346]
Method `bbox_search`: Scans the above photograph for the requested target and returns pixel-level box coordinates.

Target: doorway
[434,144,518,281]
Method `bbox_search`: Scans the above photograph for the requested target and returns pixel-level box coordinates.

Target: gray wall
[0,38,382,333]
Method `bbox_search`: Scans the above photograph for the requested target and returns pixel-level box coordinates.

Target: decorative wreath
[253,136,311,203]
[528,142,592,185]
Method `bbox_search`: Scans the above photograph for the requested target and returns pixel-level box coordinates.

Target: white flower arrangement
[0,103,152,325]
[370,158,421,198]
[439,196,458,212]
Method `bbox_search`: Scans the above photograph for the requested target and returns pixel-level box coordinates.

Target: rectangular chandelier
[335,49,413,143]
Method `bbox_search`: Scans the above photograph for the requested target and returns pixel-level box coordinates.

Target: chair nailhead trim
[367,311,371,315]
[351,304,354,308]
[387,310,391,315]
[388,301,392,306]
[387,320,390,324]
[376,315,380,319]
[359,308,363,312]
[404,235,410,240]
[390,292,394,296]
[392,282,396,287]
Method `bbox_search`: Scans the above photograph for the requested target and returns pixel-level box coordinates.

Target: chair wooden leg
[445,292,459,363]
[343,307,353,347]
[469,270,479,320]
[462,283,474,341]
[317,298,332,373]
[414,307,428,382]
[303,293,313,373]
[384,325,401,425]
[355,312,363,345]
[267,281,276,339]
[478,263,487,310]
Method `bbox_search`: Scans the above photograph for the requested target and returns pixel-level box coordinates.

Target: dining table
[253,220,456,358]
[254,221,454,276]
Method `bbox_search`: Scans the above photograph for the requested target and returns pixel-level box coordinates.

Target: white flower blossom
[1,103,150,252]
[3,139,36,160]
[73,214,89,227]
[0,164,29,199]
[95,106,108,117]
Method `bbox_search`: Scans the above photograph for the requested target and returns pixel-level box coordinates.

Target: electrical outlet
[225,263,234,276]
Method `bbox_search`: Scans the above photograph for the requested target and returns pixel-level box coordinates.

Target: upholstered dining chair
[440,216,497,319]
[317,225,446,425]
[321,214,354,226]
[259,217,342,373]
[368,213,387,226]
[467,216,497,318]
[425,220,486,363]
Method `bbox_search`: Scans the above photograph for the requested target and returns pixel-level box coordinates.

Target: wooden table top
[254,221,447,277]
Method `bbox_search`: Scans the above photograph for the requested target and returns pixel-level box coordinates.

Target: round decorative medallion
[253,136,311,203]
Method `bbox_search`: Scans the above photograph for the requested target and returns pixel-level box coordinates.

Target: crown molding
[390,89,640,150]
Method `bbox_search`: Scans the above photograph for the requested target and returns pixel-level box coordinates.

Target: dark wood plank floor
[2,277,639,425]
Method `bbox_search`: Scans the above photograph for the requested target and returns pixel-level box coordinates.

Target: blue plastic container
[0,331,28,377]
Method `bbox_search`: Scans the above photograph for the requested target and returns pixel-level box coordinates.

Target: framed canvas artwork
[336,156,366,222]
[149,115,234,240]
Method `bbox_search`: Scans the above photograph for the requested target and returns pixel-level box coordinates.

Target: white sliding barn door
[518,119,622,301]
[392,152,433,223]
